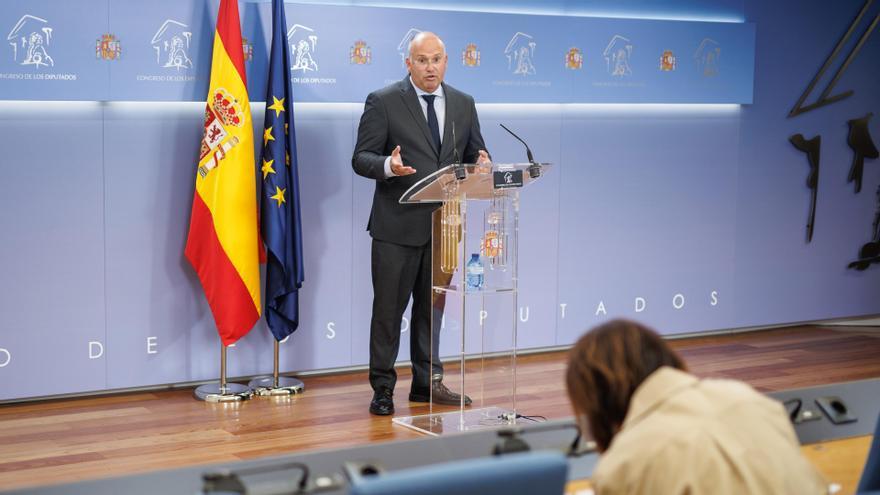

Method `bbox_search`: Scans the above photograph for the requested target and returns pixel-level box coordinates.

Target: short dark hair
[565,319,686,452]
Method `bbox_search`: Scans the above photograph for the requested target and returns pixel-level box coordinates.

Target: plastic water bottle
[466,254,484,290]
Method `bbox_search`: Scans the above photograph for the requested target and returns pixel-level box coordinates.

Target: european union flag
[260,0,304,341]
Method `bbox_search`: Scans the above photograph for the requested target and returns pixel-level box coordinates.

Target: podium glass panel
[392,163,550,436]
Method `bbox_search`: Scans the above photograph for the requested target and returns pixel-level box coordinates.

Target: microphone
[499,123,541,178]
[452,121,466,180]
[490,420,596,459]
[202,461,347,494]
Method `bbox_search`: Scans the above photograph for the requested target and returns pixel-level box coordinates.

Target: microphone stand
[499,123,541,178]
[451,121,466,180]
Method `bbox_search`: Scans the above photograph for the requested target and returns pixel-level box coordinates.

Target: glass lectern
[392,162,551,436]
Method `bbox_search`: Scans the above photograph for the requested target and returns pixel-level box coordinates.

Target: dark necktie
[421,94,441,152]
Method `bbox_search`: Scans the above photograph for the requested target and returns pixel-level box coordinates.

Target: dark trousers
[369,238,443,394]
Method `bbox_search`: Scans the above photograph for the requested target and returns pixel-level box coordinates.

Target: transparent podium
[392,162,551,436]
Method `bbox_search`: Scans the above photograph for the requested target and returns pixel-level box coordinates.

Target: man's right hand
[390,145,417,176]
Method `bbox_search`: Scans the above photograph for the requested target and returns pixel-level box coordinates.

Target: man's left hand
[477,150,491,165]
[476,150,492,173]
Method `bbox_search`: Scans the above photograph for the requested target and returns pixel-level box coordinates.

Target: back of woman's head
[565,319,686,452]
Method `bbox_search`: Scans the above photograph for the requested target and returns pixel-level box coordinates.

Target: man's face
[406,36,447,93]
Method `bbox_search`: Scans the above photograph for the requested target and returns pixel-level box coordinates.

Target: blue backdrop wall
[1,0,878,401]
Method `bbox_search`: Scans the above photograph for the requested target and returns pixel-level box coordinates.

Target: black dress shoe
[409,379,472,406]
[369,388,394,416]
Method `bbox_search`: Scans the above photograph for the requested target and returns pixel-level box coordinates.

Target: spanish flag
[185,0,260,346]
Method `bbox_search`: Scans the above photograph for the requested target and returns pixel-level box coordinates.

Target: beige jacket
[592,367,827,495]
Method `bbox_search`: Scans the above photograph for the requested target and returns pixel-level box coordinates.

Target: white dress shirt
[383,77,446,178]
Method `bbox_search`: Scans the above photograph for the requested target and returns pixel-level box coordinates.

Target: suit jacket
[592,367,827,495]
[352,77,487,246]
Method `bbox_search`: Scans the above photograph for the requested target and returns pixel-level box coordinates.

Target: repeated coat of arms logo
[241,38,254,62]
[96,34,121,61]
[350,40,371,65]
[660,49,676,71]
[565,47,583,70]
[461,43,480,67]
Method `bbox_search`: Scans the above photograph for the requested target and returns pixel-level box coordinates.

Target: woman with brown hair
[566,319,827,495]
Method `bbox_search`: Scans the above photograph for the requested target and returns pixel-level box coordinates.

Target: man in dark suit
[352,32,490,416]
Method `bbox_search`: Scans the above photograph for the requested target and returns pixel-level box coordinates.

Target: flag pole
[249,0,305,398]
[194,343,253,402]
[248,339,304,396]
[185,0,261,403]
[221,343,228,391]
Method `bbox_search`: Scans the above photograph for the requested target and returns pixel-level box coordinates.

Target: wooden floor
[1,325,879,491]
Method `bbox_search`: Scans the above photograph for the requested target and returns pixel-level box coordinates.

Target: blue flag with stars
[260,0,304,341]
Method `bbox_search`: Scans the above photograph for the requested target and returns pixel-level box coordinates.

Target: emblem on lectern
[483,230,502,258]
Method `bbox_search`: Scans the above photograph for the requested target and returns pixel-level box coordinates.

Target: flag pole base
[248,376,305,396]
[194,382,253,402]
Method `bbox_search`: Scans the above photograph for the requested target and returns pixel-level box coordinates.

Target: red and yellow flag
[185,0,260,346]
